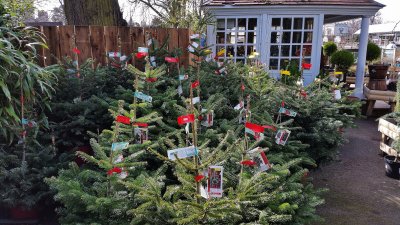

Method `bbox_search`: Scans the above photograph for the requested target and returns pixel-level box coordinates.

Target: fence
[37,26,193,68]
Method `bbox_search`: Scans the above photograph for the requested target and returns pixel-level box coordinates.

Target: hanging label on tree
[275,129,291,146]
[119,169,128,179]
[167,146,198,160]
[248,147,272,172]
[192,96,200,104]
[245,128,264,141]
[234,101,244,110]
[191,80,200,88]
[120,55,127,61]
[177,85,183,95]
[179,74,189,81]
[165,57,179,63]
[134,127,148,144]
[201,111,214,127]
[191,42,199,48]
[245,122,265,133]
[108,52,121,58]
[116,115,131,125]
[138,47,148,53]
[147,39,153,46]
[134,91,153,102]
[207,166,223,198]
[190,33,200,40]
[239,109,251,124]
[177,114,195,125]
[278,107,297,117]
[188,45,195,53]
[111,142,129,151]
[150,56,157,67]
[114,154,124,164]
[200,185,209,199]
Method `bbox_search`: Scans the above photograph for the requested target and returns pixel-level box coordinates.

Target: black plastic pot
[384,155,400,179]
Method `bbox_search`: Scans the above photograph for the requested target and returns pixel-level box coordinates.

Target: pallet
[378,118,400,156]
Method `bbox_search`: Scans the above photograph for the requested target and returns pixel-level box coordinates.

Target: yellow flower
[204,49,212,55]
[217,49,226,56]
[334,71,343,76]
[280,70,291,76]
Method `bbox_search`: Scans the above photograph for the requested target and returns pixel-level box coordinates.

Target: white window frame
[213,16,260,63]
[265,15,318,72]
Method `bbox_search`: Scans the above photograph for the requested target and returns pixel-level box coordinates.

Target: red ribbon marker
[116,115,131,125]
[194,175,205,182]
[73,47,81,55]
[281,101,285,107]
[262,125,277,132]
[302,63,312,70]
[245,122,265,133]
[133,122,148,128]
[177,114,195,125]
[135,52,148,59]
[191,80,200,89]
[146,77,157,82]
[240,160,257,166]
[241,84,245,91]
[165,57,179,63]
[300,90,307,97]
[107,167,122,175]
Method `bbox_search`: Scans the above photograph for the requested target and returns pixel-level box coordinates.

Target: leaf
[0,80,11,101]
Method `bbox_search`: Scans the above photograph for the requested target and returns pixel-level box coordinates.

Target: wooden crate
[378,118,400,156]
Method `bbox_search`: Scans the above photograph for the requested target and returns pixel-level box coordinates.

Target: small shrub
[323,41,338,57]
[366,42,381,63]
[330,50,355,71]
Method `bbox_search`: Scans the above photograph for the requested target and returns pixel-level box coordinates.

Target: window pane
[293,18,303,29]
[237,32,245,44]
[271,32,280,43]
[217,32,225,44]
[270,59,279,70]
[227,19,236,30]
[303,45,312,56]
[248,18,257,30]
[247,46,256,56]
[217,19,225,30]
[281,45,290,57]
[227,32,236,44]
[280,59,290,69]
[238,18,246,30]
[282,32,291,43]
[292,45,302,56]
[303,32,313,43]
[303,57,311,64]
[283,18,292,29]
[247,32,256,44]
[272,18,281,30]
[305,18,314,29]
[227,45,235,57]
[237,45,245,57]
[292,32,302,43]
[270,45,279,57]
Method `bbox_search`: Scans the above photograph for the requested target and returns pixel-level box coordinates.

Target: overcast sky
[37,0,400,24]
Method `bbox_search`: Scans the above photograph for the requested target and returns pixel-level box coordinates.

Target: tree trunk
[64,0,127,26]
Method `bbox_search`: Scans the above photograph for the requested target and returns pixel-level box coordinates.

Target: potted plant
[330,50,355,84]
[378,78,400,179]
[367,42,389,90]
[323,41,338,67]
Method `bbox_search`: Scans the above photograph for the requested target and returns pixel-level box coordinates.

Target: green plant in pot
[330,50,355,83]
[323,41,338,67]
[379,78,400,179]
[366,42,389,90]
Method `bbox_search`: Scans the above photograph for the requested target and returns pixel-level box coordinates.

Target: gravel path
[312,118,400,225]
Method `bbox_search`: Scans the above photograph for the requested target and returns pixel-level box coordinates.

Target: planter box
[378,118,400,156]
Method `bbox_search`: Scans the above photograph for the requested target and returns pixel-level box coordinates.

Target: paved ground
[312,118,400,225]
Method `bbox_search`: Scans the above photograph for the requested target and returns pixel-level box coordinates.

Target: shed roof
[354,23,400,35]
[205,0,384,7]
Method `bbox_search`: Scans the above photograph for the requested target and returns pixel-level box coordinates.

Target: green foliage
[330,50,355,71]
[366,42,381,63]
[323,41,338,57]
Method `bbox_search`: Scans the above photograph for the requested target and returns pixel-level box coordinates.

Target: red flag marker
[133,122,148,127]
[165,57,179,63]
[107,167,122,175]
[245,122,265,133]
[300,90,307,97]
[241,83,245,91]
[73,47,81,55]
[191,80,200,89]
[281,101,285,107]
[135,52,148,59]
[177,114,195,125]
[116,115,131,125]
[302,63,312,70]
[194,174,205,182]
[240,160,257,166]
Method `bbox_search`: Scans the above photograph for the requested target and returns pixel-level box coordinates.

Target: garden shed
[205,0,384,96]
